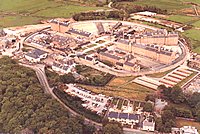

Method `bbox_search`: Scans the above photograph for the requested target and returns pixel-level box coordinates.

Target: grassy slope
[80,76,155,101]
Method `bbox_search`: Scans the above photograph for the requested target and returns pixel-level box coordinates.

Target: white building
[180,126,199,134]
[134,11,157,16]
[25,49,48,63]
[172,126,199,134]
[142,118,155,132]
[52,62,73,74]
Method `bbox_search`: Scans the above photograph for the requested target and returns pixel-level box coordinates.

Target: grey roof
[116,62,123,66]
[53,62,60,67]
[63,66,68,71]
[112,22,122,29]
[68,28,91,37]
[86,56,93,61]
[119,113,129,119]
[26,49,47,59]
[108,112,118,118]
[124,61,135,67]
[117,39,130,45]
[129,114,139,120]
[96,22,105,34]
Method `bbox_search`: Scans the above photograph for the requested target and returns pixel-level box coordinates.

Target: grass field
[79,76,155,101]
[168,15,199,24]
[192,20,200,28]
[132,0,191,11]
[181,0,200,4]
[183,29,200,53]
[176,119,200,131]
[0,0,106,27]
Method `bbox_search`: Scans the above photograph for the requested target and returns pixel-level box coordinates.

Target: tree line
[73,10,129,21]
[0,56,95,134]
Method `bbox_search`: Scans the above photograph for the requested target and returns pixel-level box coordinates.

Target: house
[108,112,119,121]
[107,112,140,125]
[142,117,155,132]
[52,60,74,74]
[172,126,199,134]
[128,114,140,125]
[25,49,48,63]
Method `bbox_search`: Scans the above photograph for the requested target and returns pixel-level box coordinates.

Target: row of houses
[107,112,140,125]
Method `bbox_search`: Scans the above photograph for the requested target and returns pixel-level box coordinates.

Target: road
[20,63,151,133]
[20,63,103,130]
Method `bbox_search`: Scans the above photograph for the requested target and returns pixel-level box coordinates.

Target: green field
[183,29,200,53]
[168,15,199,24]
[192,20,200,28]
[0,0,106,27]
[132,0,191,11]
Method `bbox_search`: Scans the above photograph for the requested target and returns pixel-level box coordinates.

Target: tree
[188,93,200,108]
[0,57,86,133]
[155,117,164,132]
[83,125,96,134]
[162,110,175,123]
[196,110,200,122]
[143,102,154,112]
[170,86,185,104]
[145,94,156,102]
[103,122,123,134]
[59,73,75,84]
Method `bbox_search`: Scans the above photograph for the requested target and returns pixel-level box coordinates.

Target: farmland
[0,0,106,27]
[131,0,191,11]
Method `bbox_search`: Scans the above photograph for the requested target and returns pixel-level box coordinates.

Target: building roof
[117,39,130,45]
[96,22,105,35]
[112,22,122,30]
[108,112,118,118]
[129,114,139,120]
[68,28,91,37]
[143,120,155,127]
[124,61,135,67]
[119,113,129,119]
[86,56,93,61]
[26,49,47,59]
